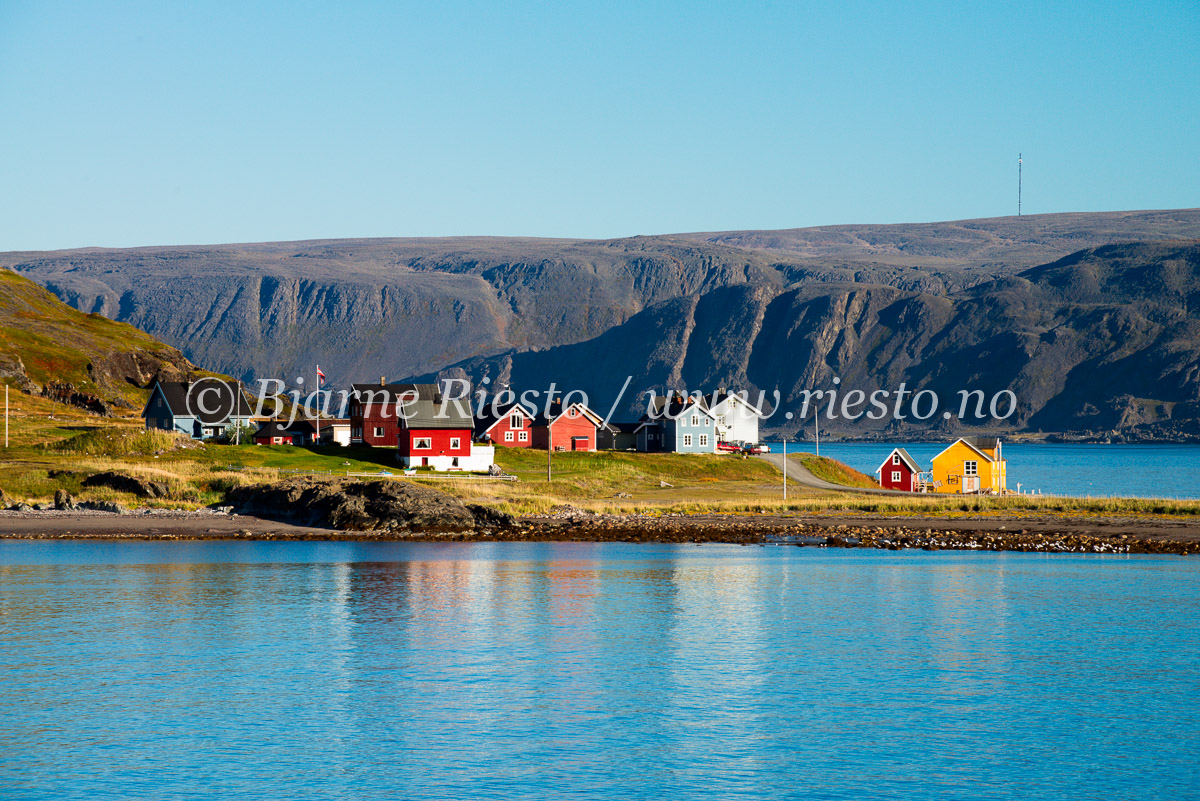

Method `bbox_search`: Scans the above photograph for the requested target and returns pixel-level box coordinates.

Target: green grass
[3,405,1200,520]
[793,453,880,488]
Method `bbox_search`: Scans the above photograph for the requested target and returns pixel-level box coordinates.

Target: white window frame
[413,437,432,450]
[690,414,699,427]
[504,431,514,442]
[892,470,902,483]
[683,433,693,447]
[510,413,523,428]
[450,437,461,450]
[892,454,900,465]
[699,433,708,447]
[373,426,384,437]
[964,460,978,476]
[518,431,529,442]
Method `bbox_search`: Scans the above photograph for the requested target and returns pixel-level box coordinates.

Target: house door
[572,436,588,451]
[963,476,980,493]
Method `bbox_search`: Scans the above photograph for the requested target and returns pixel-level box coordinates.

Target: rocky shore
[1,478,1197,554]
[1,505,1198,554]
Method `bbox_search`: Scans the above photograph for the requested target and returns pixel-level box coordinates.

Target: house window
[964,460,978,476]
[505,431,514,442]
[892,454,900,465]
[450,437,461,449]
[690,414,699,427]
[352,427,362,439]
[518,431,529,442]
[510,413,523,428]
[373,426,384,437]
[451,457,459,467]
[683,434,693,447]
[568,408,577,417]
[699,434,708,447]
[413,437,432,450]
[892,471,902,483]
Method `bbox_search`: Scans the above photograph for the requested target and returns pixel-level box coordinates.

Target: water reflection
[1,544,1198,800]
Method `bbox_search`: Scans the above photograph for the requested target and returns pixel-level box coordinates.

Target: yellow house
[930,437,1007,494]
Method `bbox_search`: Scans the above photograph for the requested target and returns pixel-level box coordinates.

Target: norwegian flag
[316,365,326,386]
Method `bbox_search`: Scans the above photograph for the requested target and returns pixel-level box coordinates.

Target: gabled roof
[932,437,998,463]
[876,447,922,474]
[532,401,605,428]
[706,390,767,417]
[143,379,254,425]
[474,401,534,436]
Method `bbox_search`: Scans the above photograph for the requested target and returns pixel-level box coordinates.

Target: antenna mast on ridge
[1018,153,1023,216]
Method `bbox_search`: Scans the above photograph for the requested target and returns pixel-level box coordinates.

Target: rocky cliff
[5,209,1200,437]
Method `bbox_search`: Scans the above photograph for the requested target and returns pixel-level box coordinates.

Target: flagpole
[316,365,322,445]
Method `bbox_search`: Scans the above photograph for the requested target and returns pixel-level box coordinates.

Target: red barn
[876,447,922,491]
[474,402,534,447]
[532,401,602,451]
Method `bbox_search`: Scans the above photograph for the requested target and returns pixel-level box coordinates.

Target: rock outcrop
[227,478,515,533]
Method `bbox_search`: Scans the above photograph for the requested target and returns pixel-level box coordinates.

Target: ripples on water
[1,541,1198,799]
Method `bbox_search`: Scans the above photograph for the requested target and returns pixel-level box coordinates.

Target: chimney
[380,376,386,386]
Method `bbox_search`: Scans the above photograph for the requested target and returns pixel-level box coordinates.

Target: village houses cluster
[141,377,1009,494]
[141,377,767,470]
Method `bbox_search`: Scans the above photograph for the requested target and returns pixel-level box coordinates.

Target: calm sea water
[766,442,1200,499]
[2,541,1198,800]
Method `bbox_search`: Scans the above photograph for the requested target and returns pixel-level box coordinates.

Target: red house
[349,381,432,447]
[393,384,483,470]
[532,401,603,451]
[475,402,534,447]
[876,447,922,491]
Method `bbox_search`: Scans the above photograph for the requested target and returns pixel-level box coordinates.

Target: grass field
[3,387,1200,518]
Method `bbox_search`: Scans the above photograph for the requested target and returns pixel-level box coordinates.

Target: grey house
[142,379,255,440]
[634,395,718,454]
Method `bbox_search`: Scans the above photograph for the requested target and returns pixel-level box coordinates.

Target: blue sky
[1,0,1197,250]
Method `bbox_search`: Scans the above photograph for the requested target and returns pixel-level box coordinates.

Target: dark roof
[253,419,316,439]
[474,401,534,436]
[601,420,640,433]
[350,382,472,429]
[144,379,254,425]
[350,382,442,407]
[638,395,714,423]
[964,436,1000,451]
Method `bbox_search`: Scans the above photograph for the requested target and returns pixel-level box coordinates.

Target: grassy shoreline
[2,393,1199,520]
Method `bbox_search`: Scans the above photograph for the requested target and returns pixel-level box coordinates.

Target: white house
[706,389,766,445]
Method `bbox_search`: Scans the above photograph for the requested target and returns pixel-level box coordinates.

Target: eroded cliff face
[5,213,1200,438]
[430,243,1200,439]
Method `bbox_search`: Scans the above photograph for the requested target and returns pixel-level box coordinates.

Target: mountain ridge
[5,209,1200,438]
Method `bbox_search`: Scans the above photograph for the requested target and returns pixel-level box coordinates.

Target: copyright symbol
[185,378,235,425]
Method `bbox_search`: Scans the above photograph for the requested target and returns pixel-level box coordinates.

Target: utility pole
[814,413,820,458]
[235,380,241,445]
[315,365,322,445]
[547,437,552,483]
[782,435,787,500]
[1018,153,1023,216]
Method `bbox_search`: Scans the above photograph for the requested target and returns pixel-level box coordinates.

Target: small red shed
[876,447,922,491]
[532,401,602,451]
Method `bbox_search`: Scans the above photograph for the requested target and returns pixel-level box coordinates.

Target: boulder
[81,471,169,499]
[53,489,77,511]
[79,500,128,514]
[228,478,515,533]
